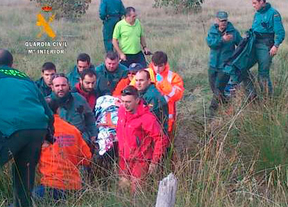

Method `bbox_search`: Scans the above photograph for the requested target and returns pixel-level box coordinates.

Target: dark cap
[128,63,144,72]
[216,11,228,20]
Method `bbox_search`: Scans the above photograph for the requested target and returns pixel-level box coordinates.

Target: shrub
[153,0,204,13]
[30,0,92,20]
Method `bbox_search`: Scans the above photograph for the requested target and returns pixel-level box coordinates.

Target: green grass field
[1,0,288,206]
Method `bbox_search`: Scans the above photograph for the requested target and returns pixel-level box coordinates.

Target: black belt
[255,32,274,39]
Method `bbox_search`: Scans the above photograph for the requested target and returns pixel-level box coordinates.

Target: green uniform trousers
[208,67,230,111]
[242,39,273,95]
[103,17,120,52]
[0,129,46,207]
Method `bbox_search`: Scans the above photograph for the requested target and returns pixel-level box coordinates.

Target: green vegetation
[30,0,92,20]
[153,0,203,13]
[1,0,288,206]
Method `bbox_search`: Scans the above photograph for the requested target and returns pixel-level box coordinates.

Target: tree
[31,0,92,20]
[153,0,204,13]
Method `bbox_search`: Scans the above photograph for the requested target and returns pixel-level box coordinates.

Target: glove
[45,127,56,144]
[156,74,163,82]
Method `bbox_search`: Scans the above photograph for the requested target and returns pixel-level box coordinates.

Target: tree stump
[155,173,178,207]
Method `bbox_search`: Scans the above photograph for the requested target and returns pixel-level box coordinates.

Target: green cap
[216,11,228,20]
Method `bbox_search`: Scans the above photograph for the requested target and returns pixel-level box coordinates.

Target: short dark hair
[121,85,139,98]
[105,51,119,60]
[42,62,56,72]
[77,53,91,64]
[125,7,136,16]
[51,73,69,82]
[45,97,59,114]
[137,69,150,80]
[80,68,96,80]
[152,51,168,66]
[257,0,266,2]
[0,49,13,67]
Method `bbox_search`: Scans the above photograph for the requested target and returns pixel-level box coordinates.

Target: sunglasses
[128,71,137,75]
[121,88,139,96]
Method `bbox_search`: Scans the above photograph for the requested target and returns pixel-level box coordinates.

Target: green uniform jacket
[139,84,169,132]
[95,63,128,96]
[99,0,125,21]
[50,92,97,142]
[0,66,53,137]
[207,22,242,69]
[35,77,52,97]
[252,3,285,47]
[67,65,95,88]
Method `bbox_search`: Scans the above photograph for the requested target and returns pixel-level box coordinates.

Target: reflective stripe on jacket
[149,63,184,132]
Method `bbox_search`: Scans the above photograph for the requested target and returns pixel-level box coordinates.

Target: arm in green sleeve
[83,102,98,138]
[273,11,285,47]
[36,86,54,131]
[234,29,243,46]
[206,32,223,49]
[119,1,126,16]
[99,0,107,20]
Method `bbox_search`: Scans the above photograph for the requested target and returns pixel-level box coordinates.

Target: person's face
[42,69,56,87]
[216,18,228,31]
[80,75,96,93]
[105,58,119,72]
[77,60,90,73]
[128,71,136,81]
[153,63,166,74]
[121,95,139,113]
[52,77,70,98]
[252,0,265,11]
[126,11,137,25]
[135,71,151,91]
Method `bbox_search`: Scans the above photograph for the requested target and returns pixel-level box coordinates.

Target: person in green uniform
[99,0,125,52]
[0,49,54,207]
[206,11,242,113]
[67,53,95,88]
[50,73,97,144]
[245,0,285,95]
[35,62,56,97]
[135,69,168,132]
[95,51,128,95]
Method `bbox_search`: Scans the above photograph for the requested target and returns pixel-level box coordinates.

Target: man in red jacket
[117,85,169,192]
[71,68,98,110]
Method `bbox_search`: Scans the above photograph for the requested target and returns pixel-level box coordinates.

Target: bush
[153,0,204,13]
[30,0,92,20]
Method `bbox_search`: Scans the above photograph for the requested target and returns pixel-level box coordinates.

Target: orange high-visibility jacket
[112,77,131,97]
[38,115,92,190]
[149,63,184,132]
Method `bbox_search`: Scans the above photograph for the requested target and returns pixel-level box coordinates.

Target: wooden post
[155,173,178,207]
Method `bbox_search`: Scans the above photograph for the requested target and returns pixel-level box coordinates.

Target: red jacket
[117,101,169,168]
[38,115,92,190]
[74,83,97,110]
